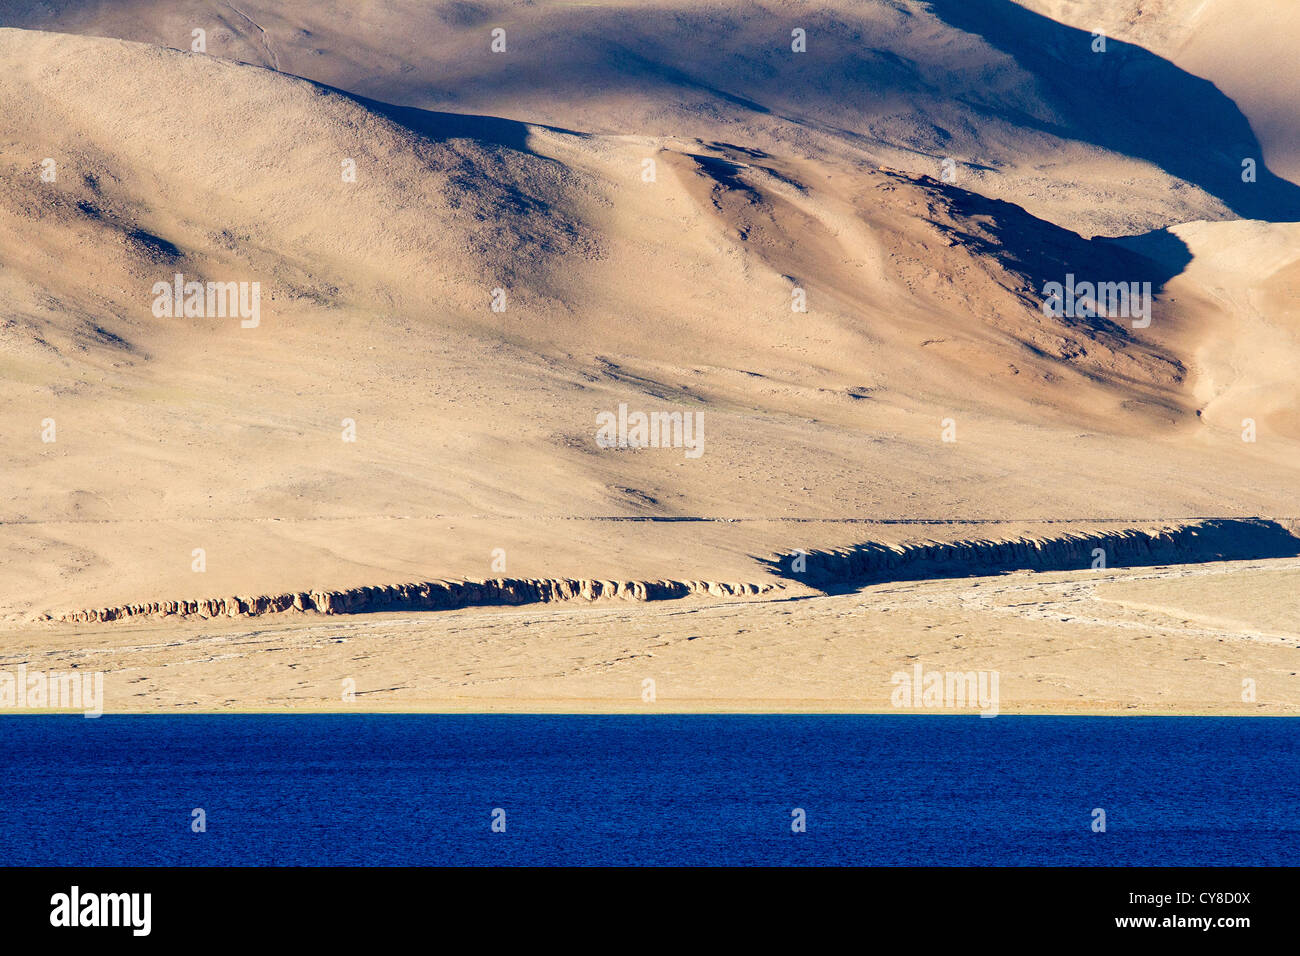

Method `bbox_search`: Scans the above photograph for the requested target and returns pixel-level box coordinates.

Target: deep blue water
[0,715,1296,865]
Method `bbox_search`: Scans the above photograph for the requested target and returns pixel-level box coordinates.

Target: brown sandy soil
[5,558,1297,714]
[0,3,1297,713]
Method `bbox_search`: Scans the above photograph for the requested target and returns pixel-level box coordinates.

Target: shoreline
[6,558,1297,718]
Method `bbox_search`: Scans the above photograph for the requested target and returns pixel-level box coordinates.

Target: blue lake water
[0,715,1296,865]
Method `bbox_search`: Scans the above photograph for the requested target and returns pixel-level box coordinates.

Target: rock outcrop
[771,519,1300,587]
[50,577,775,624]
[46,520,1300,624]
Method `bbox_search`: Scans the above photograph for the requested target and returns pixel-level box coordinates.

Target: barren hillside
[0,3,1296,638]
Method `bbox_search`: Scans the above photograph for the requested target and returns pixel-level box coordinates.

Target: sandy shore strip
[4,558,1297,716]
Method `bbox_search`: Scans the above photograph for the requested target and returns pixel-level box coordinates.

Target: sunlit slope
[0,23,1296,621]
[12,0,1300,234]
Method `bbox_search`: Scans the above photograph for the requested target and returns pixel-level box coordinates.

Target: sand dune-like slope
[1021,0,1300,186]
[11,0,1300,233]
[0,2,1297,664]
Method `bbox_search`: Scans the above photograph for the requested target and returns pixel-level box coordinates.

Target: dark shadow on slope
[345,90,583,156]
[909,174,1192,392]
[691,154,762,201]
[924,174,1193,306]
[15,1,1296,224]
[604,42,772,116]
[1108,226,1197,275]
[925,0,1300,222]
[761,519,1300,595]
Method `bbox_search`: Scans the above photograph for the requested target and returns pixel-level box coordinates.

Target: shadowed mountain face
[8,0,1298,235]
[907,175,1191,393]
[924,175,1192,307]
[925,0,1300,222]
[343,92,576,156]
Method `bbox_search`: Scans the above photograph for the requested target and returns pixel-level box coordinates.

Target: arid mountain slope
[0,6,1296,623]
[9,0,1298,234]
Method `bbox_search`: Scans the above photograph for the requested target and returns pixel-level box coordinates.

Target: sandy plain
[1,1,1297,713]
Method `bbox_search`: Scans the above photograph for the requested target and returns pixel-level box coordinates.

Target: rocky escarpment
[44,520,1300,624]
[769,519,1300,588]
[48,577,777,624]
